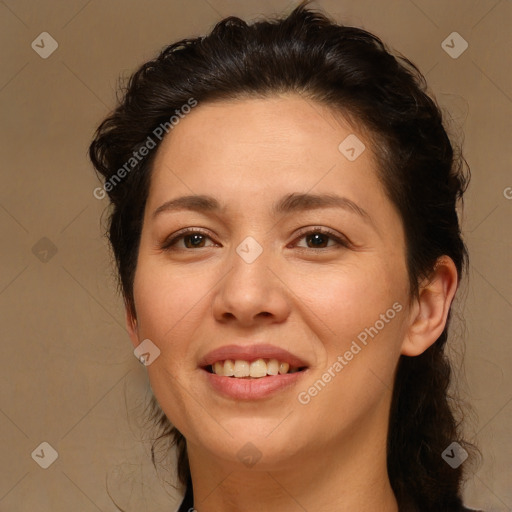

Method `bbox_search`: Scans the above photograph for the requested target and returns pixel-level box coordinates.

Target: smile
[207,358,306,378]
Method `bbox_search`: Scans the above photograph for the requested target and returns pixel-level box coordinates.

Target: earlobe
[401,256,458,357]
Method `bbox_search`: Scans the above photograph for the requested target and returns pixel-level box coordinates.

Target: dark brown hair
[89,2,477,510]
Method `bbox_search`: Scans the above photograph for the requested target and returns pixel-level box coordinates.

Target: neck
[185,413,398,512]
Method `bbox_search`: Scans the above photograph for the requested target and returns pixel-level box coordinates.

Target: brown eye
[294,228,350,250]
[183,233,208,248]
[304,232,331,248]
[162,229,217,250]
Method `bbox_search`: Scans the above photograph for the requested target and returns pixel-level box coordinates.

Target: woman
[89,2,481,510]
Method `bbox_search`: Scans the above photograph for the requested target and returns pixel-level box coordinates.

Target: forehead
[157,95,368,159]
[148,94,386,215]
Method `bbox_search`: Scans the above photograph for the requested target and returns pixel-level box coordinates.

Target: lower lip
[201,368,308,400]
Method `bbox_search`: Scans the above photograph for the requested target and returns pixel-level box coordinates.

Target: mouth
[198,344,310,399]
[202,358,308,378]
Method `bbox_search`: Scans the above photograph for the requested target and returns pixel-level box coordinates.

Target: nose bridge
[212,232,289,324]
[229,233,273,300]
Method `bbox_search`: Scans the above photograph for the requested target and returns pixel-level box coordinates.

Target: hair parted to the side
[89,1,478,510]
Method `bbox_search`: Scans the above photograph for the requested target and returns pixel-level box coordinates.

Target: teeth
[210,358,303,378]
[213,361,224,376]
[234,360,250,377]
[224,359,235,377]
[267,359,279,375]
[279,362,290,374]
[250,359,267,378]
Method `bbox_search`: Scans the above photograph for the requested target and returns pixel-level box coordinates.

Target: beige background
[0,0,510,510]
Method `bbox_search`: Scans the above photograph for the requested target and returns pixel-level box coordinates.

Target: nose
[211,240,291,327]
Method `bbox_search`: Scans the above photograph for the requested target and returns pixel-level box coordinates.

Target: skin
[126,94,458,512]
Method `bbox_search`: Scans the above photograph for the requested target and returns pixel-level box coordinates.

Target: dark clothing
[177,479,194,512]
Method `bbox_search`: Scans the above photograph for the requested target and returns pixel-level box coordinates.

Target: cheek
[131,262,208,434]
[287,258,408,400]
[290,259,404,336]
[294,266,406,425]
[132,260,211,358]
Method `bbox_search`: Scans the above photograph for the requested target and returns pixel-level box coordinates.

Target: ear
[401,256,459,356]
[125,303,140,350]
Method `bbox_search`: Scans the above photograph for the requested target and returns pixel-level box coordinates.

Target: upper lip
[198,344,310,369]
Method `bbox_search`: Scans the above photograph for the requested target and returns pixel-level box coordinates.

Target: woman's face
[129,94,413,469]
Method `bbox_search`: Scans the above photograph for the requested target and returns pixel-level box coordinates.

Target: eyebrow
[152,193,373,224]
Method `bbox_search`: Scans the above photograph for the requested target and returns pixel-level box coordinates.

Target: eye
[292,228,350,250]
[161,227,350,251]
[161,229,218,250]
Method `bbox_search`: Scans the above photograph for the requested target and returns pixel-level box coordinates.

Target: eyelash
[161,227,351,251]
